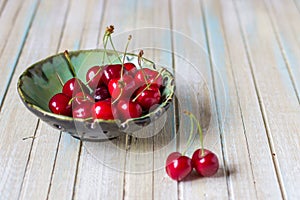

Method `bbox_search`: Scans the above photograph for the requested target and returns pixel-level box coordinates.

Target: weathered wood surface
[0,0,299,199]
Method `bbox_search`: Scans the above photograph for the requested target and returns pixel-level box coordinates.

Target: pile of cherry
[48,51,164,122]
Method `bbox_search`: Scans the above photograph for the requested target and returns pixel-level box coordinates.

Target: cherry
[134,68,163,88]
[92,100,114,120]
[116,99,142,121]
[192,149,219,177]
[86,66,104,89]
[72,101,93,119]
[49,93,72,116]
[101,64,123,85]
[124,63,137,76]
[165,152,193,181]
[134,85,161,111]
[93,85,110,102]
[108,75,137,100]
[62,78,89,98]
[72,92,93,107]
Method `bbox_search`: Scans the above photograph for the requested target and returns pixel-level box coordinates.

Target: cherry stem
[120,35,132,81]
[183,110,204,156]
[64,50,76,77]
[102,34,112,64]
[111,87,123,105]
[64,50,87,98]
[137,50,149,85]
[108,36,122,63]
[132,68,165,102]
[182,112,194,155]
[55,72,64,86]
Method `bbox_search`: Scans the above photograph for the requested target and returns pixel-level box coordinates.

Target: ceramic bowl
[17,49,175,140]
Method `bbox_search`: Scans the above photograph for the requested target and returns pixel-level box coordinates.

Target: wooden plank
[18,0,102,199]
[234,0,300,198]
[0,0,39,108]
[203,0,283,198]
[0,0,23,52]
[73,0,137,199]
[0,0,69,199]
[0,0,8,17]
[170,0,228,199]
[294,0,300,14]
[264,0,300,102]
[48,0,105,199]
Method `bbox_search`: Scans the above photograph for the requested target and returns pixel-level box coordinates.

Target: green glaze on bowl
[17,49,175,140]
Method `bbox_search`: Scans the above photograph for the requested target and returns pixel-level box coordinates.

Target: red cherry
[192,149,219,177]
[93,85,110,102]
[92,101,114,120]
[108,75,137,100]
[101,64,123,85]
[165,152,193,181]
[49,93,72,116]
[124,63,137,76]
[62,78,89,98]
[72,102,93,119]
[116,99,142,120]
[134,85,161,111]
[72,92,93,107]
[134,68,163,88]
[86,66,104,89]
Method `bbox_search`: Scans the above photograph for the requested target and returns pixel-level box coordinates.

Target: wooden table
[1,0,300,199]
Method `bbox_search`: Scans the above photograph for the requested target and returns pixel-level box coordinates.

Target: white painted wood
[0,0,23,52]
[0,0,39,107]
[0,0,69,199]
[0,0,8,17]
[203,0,282,198]
[234,0,300,198]
[264,0,300,102]
[18,122,61,200]
[170,0,228,199]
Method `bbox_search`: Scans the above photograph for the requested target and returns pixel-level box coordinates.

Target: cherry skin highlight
[134,68,163,88]
[92,100,114,120]
[135,85,161,111]
[86,66,104,89]
[192,149,219,177]
[49,93,72,116]
[165,152,193,181]
[62,78,88,98]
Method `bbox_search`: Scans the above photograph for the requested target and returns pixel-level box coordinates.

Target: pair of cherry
[165,111,219,181]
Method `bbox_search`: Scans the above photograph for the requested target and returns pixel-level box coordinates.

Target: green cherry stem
[103,33,112,64]
[182,111,194,156]
[183,110,205,156]
[108,36,122,63]
[64,50,87,99]
[120,35,132,80]
[137,50,149,84]
[64,50,76,77]
[55,72,64,86]
[111,35,132,105]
